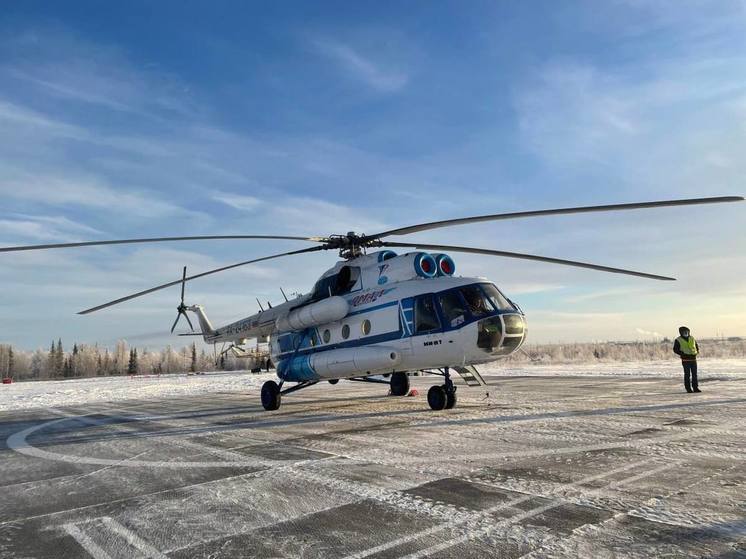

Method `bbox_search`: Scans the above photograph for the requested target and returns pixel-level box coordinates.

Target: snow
[2,364,746,557]
[0,370,274,412]
[2,359,746,412]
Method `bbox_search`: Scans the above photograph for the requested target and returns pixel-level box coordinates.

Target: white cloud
[212,191,262,211]
[0,214,103,242]
[635,327,662,339]
[312,38,409,92]
[0,166,200,219]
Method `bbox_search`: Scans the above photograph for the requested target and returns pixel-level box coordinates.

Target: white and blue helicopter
[3,195,742,411]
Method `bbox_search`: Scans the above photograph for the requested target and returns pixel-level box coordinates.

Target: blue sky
[1,1,745,350]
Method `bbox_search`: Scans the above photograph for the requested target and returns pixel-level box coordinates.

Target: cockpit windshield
[459,285,492,317]
[481,283,514,311]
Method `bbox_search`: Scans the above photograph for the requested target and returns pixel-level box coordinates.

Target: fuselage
[190,250,527,381]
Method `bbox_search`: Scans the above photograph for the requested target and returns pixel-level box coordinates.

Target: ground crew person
[673,326,700,393]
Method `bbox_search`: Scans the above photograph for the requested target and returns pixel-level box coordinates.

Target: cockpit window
[415,294,440,333]
[459,285,492,317]
[311,266,361,300]
[335,266,360,294]
[437,290,467,328]
[481,283,514,311]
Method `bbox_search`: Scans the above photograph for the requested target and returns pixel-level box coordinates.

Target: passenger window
[341,324,350,339]
[415,294,441,333]
[460,286,492,317]
[437,290,467,328]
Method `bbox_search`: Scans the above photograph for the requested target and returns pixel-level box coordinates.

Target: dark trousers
[682,360,698,391]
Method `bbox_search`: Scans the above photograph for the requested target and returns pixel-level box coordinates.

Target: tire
[261,380,281,411]
[390,372,410,396]
[445,386,457,409]
[328,379,339,385]
[428,385,447,410]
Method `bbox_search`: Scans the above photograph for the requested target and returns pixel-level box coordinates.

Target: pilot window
[459,285,492,317]
[481,283,514,311]
[312,266,361,300]
[414,294,440,333]
[437,290,467,328]
[334,266,360,294]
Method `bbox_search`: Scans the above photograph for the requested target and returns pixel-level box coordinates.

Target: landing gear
[390,372,410,396]
[261,379,318,411]
[427,367,457,411]
[261,380,281,411]
[445,388,457,409]
[427,385,446,410]
[328,379,339,385]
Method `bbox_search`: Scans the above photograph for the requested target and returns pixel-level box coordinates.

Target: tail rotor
[171,266,195,333]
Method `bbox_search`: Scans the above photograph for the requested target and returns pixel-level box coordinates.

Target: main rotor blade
[381,241,676,281]
[369,196,744,239]
[0,235,324,253]
[78,245,325,314]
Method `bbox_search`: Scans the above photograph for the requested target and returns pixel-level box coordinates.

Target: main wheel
[445,386,457,409]
[328,379,339,385]
[390,372,410,396]
[261,380,281,411]
[428,385,447,410]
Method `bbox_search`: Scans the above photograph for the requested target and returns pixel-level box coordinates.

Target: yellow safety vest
[676,335,698,356]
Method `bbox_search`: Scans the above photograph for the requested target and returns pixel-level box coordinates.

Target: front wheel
[390,372,410,396]
[428,385,447,410]
[261,380,281,411]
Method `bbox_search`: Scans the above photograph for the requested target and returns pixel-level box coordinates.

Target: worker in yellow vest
[673,326,700,393]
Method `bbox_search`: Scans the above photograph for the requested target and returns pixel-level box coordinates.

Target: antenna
[256,298,264,312]
[267,301,272,309]
[280,287,289,302]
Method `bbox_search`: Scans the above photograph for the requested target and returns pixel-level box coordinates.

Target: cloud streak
[311,37,409,92]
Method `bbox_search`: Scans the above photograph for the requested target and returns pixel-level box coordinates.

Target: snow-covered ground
[2,359,746,412]
[0,370,274,412]
[2,371,745,558]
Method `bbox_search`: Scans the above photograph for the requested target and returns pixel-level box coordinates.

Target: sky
[1,0,745,350]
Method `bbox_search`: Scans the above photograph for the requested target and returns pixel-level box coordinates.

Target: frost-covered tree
[190,342,197,373]
[127,348,139,375]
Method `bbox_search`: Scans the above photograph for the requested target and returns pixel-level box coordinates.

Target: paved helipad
[1,374,746,558]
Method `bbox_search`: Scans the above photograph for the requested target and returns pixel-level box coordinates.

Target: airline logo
[351,288,395,307]
[377,264,389,285]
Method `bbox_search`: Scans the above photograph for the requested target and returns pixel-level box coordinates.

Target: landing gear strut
[260,379,319,411]
[427,367,457,411]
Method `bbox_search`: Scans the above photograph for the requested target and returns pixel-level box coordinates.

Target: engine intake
[414,252,437,278]
[432,253,456,276]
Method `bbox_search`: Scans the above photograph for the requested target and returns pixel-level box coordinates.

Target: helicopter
[2,195,743,411]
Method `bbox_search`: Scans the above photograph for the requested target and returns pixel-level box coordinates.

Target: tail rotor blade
[180,266,187,304]
[170,313,182,334]
[183,312,195,332]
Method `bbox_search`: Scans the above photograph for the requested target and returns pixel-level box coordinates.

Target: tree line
[0,340,264,381]
[506,338,746,364]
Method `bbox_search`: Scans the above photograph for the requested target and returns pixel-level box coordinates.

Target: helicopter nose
[476,313,526,355]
